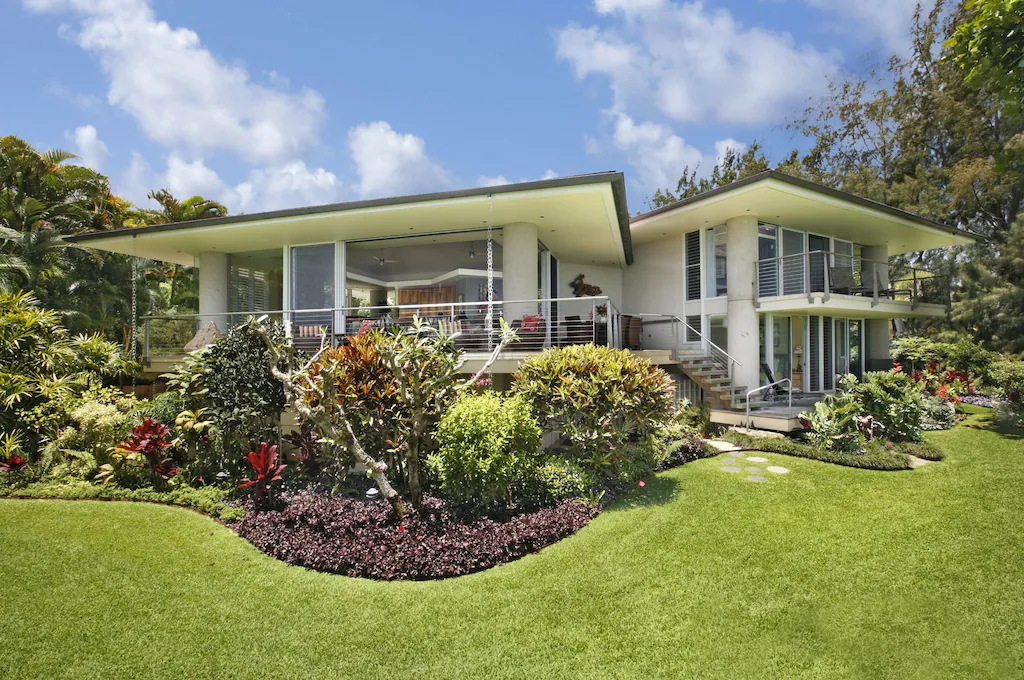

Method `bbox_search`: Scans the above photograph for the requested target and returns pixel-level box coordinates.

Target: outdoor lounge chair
[761,363,790,395]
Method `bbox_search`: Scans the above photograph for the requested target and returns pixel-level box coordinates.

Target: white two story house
[67,170,972,430]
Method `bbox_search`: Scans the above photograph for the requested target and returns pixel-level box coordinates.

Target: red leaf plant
[117,418,177,480]
[0,453,28,474]
[239,443,287,502]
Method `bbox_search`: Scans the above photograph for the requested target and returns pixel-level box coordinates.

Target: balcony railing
[754,251,950,310]
[140,296,621,361]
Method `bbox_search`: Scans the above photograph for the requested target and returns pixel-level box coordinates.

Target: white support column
[725,215,760,390]
[335,241,346,337]
[198,251,229,333]
[502,221,539,321]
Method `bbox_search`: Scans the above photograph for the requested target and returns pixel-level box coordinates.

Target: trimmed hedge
[0,480,243,520]
[233,493,597,580]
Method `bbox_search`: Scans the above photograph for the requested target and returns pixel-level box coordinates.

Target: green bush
[921,396,957,431]
[139,390,185,426]
[849,371,925,442]
[429,391,543,510]
[721,431,918,471]
[989,359,1024,404]
[513,344,674,486]
[801,388,864,452]
[46,387,140,476]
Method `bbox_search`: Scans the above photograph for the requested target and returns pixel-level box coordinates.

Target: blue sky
[0,0,920,214]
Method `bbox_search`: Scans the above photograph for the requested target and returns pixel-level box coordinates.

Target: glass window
[757,224,779,296]
[708,315,728,351]
[291,243,335,310]
[706,225,727,297]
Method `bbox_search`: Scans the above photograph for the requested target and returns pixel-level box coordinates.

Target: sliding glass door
[290,243,336,332]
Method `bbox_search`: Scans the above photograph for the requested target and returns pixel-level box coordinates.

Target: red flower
[0,453,28,473]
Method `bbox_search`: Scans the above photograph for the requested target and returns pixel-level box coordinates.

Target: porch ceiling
[630,172,974,255]
[66,173,630,268]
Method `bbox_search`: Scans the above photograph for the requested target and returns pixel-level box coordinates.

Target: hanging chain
[485,193,494,349]
[130,253,138,390]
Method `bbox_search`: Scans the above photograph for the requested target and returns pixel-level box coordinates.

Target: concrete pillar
[725,215,761,390]
[198,251,229,333]
[502,222,539,321]
[861,245,893,372]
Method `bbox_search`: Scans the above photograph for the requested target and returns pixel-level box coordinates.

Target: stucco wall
[622,235,683,317]
[558,261,624,319]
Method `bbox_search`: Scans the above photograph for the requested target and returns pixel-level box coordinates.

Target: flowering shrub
[232,493,596,580]
[850,371,925,442]
[239,443,287,503]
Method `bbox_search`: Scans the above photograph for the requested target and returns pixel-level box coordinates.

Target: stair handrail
[745,378,792,428]
[626,312,741,381]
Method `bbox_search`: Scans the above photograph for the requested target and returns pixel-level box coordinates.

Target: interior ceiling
[346,240,504,281]
[74,184,624,267]
[630,179,974,255]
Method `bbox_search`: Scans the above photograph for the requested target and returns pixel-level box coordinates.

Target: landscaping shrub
[232,493,596,580]
[652,402,712,471]
[164,320,287,477]
[513,344,674,486]
[801,386,865,452]
[95,418,177,488]
[922,396,958,430]
[989,359,1024,405]
[44,386,140,477]
[849,370,925,442]
[238,442,287,505]
[138,390,185,426]
[429,391,543,511]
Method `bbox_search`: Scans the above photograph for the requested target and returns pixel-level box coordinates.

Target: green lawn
[2,408,1022,679]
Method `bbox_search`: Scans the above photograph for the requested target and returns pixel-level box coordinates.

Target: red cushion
[521,314,541,332]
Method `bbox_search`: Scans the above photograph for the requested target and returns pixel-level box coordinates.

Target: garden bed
[720,432,945,470]
[232,493,597,580]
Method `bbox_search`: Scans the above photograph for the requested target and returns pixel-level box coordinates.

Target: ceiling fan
[377,249,400,266]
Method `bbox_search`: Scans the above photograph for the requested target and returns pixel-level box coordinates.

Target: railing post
[606,305,612,348]
[805,252,813,302]
[822,253,831,302]
[911,268,919,310]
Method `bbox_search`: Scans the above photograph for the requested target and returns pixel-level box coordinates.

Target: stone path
[710,441,790,482]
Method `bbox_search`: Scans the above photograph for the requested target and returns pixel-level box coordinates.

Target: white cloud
[557,1,841,125]
[611,113,702,191]
[348,122,451,199]
[66,125,109,170]
[714,138,746,164]
[27,0,325,163]
[801,0,919,54]
[477,174,510,187]
[234,162,343,213]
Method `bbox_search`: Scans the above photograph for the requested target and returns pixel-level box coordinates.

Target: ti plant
[239,442,287,503]
[97,417,177,485]
[0,430,28,479]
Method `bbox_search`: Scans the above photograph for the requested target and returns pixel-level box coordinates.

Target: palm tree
[0,196,70,290]
[137,189,228,309]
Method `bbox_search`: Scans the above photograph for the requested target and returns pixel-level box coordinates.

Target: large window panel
[290,244,335,310]
[706,225,727,297]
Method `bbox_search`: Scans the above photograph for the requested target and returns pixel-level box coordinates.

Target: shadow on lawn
[602,474,681,513]
[963,407,1023,440]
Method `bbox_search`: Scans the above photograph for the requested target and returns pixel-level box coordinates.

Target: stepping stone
[746,456,769,463]
[707,440,741,453]
[766,466,790,474]
[744,466,762,473]
[747,475,768,482]
[721,466,742,473]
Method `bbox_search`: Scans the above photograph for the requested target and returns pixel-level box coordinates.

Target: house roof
[629,170,976,254]
[66,172,634,267]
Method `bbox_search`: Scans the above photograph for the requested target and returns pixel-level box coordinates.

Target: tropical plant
[239,442,287,504]
[0,431,28,481]
[848,371,925,442]
[989,358,1024,404]
[429,391,543,511]
[513,344,675,485]
[96,417,176,486]
[801,385,865,453]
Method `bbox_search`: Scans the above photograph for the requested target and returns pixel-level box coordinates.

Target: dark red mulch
[232,493,597,580]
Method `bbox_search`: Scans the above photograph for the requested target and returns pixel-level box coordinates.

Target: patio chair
[627,316,642,350]
[761,363,790,395]
[828,263,858,294]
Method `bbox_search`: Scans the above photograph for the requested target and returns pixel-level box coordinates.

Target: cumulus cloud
[348,122,451,199]
[66,125,109,171]
[714,138,747,164]
[26,0,325,163]
[801,0,920,53]
[557,0,841,125]
[234,162,343,213]
[611,113,702,192]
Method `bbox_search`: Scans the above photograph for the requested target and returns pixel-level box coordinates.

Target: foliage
[848,371,925,442]
[652,402,712,471]
[165,320,287,475]
[0,431,28,479]
[233,492,596,580]
[138,389,185,426]
[301,330,400,480]
[46,386,140,476]
[989,358,1024,404]
[0,290,136,455]
[720,431,919,471]
[282,421,323,476]
[96,418,176,487]
[801,386,865,452]
[948,0,1024,121]
[239,443,287,504]
[429,391,543,511]
[0,479,242,520]
[922,396,959,431]
[645,143,771,210]
[513,344,675,486]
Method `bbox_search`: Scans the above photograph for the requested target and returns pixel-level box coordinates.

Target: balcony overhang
[66,172,633,268]
[630,171,975,255]
[756,293,948,318]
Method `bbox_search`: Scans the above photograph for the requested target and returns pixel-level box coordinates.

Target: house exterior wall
[622,235,683,350]
[558,261,623,319]
[198,251,229,333]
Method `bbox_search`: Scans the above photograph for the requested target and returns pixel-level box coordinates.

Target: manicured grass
[2,407,1022,678]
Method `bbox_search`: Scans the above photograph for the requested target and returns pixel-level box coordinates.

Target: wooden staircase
[675,349,769,411]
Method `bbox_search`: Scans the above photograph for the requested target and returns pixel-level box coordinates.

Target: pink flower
[638,480,646,487]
